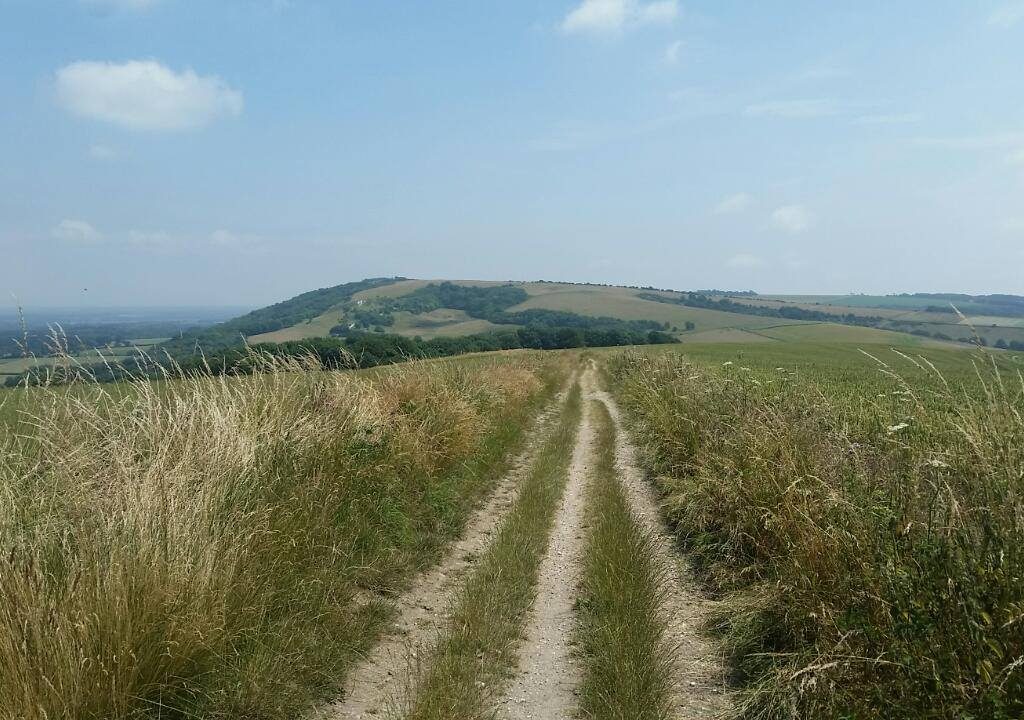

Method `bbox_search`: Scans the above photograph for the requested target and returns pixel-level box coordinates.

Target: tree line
[5,326,677,386]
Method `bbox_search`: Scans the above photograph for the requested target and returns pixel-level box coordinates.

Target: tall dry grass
[609,350,1024,719]
[0,352,563,719]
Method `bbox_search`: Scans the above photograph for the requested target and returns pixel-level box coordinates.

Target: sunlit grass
[0,352,567,719]
[609,347,1024,718]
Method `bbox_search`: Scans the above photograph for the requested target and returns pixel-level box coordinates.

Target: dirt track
[325,388,571,720]
[325,362,730,719]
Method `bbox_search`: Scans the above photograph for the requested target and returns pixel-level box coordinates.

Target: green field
[248,307,344,343]
[509,288,798,331]
[389,309,510,338]
[764,293,1024,323]
[764,293,954,309]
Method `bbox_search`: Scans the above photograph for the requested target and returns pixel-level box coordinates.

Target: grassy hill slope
[242,279,964,350]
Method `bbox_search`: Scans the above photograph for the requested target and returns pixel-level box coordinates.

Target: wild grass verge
[0,352,567,720]
[609,349,1024,719]
[576,399,674,720]
[402,381,583,720]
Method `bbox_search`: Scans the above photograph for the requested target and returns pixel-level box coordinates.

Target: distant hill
[158,278,1024,355]
[10,280,1023,385]
[158,277,403,356]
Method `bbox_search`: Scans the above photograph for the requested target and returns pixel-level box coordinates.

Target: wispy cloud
[664,40,683,65]
[53,225,268,253]
[80,0,159,11]
[913,132,1024,150]
[771,204,812,234]
[562,0,678,35]
[52,219,103,243]
[744,99,841,119]
[913,132,1024,164]
[854,113,921,125]
[988,2,1024,28]
[55,60,243,131]
[713,192,753,215]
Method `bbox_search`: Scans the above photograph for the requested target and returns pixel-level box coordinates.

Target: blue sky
[2,0,1023,306]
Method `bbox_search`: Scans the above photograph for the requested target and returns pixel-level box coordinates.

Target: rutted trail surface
[326,362,729,719]
[591,385,732,717]
[326,385,572,720]
[495,367,597,719]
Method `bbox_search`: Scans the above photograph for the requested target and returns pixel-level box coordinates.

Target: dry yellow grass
[0,352,566,720]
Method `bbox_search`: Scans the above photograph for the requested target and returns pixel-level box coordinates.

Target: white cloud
[713,192,753,215]
[745,99,840,118]
[664,40,683,65]
[1001,218,1024,233]
[53,219,102,243]
[562,0,678,35]
[55,60,243,131]
[88,143,117,160]
[81,0,159,11]
[771,205,812,234]
[726,253,764,269]
[51,223,269,253]
[988,2,1024,27]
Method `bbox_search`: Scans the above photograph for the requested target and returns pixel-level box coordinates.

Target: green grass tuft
[0,353,568,720]
[576,399,675,720]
